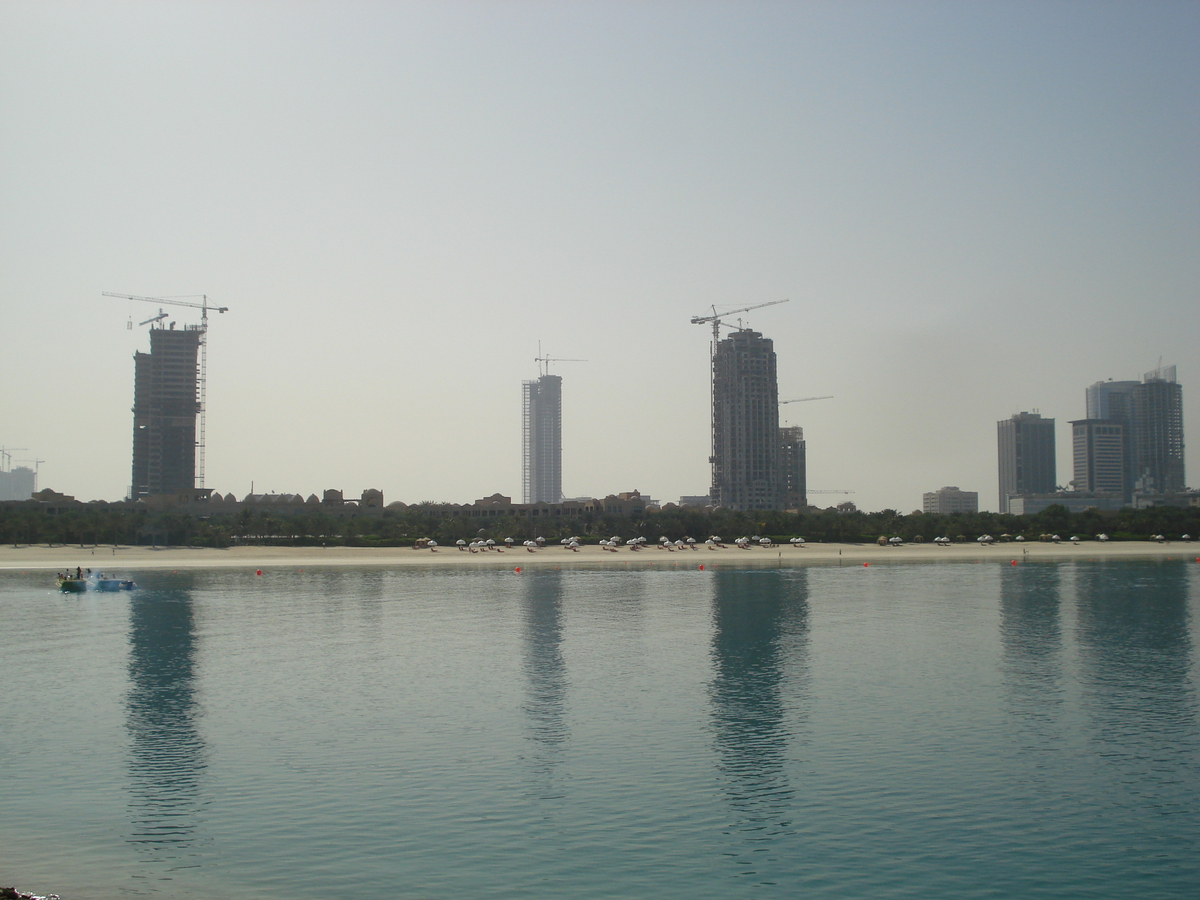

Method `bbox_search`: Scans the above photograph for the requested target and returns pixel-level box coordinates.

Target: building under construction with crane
[692,300,798,510]
[107,292,227,500]
[130,324,203,500]
[710,328,784,509]
[521,348,585,505]
[522,374,562,505]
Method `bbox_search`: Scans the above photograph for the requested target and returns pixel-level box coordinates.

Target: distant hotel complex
[923,486,978,515]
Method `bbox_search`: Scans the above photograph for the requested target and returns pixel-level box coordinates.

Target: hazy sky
[2,1,1197,512]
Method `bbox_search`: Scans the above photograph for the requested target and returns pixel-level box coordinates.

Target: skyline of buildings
[1074,366,1185,500]
[6,323,1190,515]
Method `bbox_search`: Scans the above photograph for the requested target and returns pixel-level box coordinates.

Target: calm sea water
[2,560,1198,899]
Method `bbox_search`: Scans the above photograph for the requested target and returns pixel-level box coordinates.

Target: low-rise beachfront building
[1132,491,1200,509]
[922,486,978,514]
[1006,493,1125,515]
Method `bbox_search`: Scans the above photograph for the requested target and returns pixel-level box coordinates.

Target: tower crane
[104,292,229,489]
[139,311,169,327]
[534,342,587,377]
[690,298,790,348]
[779,395,833,405]
[1,448,28,472]
[691,299,791,491]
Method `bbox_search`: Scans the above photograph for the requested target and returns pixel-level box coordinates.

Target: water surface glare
[2,561,1198,898]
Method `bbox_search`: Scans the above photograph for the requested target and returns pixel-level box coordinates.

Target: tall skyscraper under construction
[131,324,202,499]
[522,374,562,504]
[711,329,783,510]
[779,425,807,509]
[1133,365,1185,493]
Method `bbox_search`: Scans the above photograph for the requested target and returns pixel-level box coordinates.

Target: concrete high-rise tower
[131,325,202,499]
[997,411,1056,513]
[522,374,562,504]
[711,329,782,510]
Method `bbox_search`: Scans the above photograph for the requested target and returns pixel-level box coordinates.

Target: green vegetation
[2,501,1197,548]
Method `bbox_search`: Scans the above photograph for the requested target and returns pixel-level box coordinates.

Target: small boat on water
[56,575,136,593]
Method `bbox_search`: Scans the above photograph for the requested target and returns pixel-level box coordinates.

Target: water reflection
[125,578,207,858]
[708,569,808,861]
[1074,561,1197,762]
[520,569,569,788]
[999,564,1064,712]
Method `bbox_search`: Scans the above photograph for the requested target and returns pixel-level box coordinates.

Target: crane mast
[104,292,229,489]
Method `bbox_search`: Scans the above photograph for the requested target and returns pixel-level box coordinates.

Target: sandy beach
[2,540,1197,572]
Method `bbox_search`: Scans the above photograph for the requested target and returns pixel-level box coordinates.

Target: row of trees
[3,502,1198,548]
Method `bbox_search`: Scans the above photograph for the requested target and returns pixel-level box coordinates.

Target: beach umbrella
[456,539,466,549]
[1096,533,1109,541]
[760,537,772,546]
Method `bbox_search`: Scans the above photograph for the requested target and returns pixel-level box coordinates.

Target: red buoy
[256,569,262,576]
[514,567,521,573]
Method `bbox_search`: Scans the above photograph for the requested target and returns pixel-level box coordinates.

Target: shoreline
[2,541,1197,571]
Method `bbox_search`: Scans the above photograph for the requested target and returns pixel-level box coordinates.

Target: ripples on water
[1,561,1198,899]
